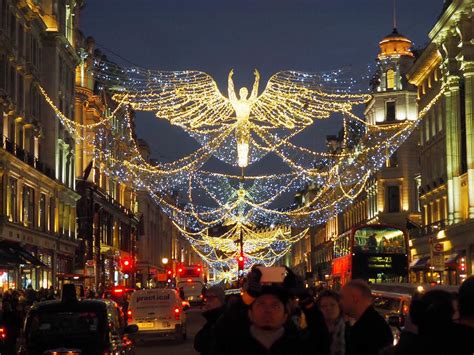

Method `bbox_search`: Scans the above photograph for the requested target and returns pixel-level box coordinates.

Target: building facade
[407,0,473,285]
[0,0,80,291]
[289,26,421,284]
[74,36,139,290]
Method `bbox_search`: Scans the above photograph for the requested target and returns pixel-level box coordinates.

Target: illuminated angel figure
[228,69,260,167]
[106,66,370,168]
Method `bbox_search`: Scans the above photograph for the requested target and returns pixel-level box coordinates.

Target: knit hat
[206,285,225,305]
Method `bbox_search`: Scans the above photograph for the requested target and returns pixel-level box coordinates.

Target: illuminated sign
[368,256,393,269]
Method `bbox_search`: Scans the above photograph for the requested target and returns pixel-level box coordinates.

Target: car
[372,290,412,345]
[127,288,187,342]
[18,298,138,355]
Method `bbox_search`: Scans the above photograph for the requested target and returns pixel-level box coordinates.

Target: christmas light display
[37,54,447,277]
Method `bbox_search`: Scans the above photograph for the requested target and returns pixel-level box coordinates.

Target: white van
[128,288,187,341]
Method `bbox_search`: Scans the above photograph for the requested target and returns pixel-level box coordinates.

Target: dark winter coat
[194,306,225,355]
[210,324,323,355]
[345,306,393,355]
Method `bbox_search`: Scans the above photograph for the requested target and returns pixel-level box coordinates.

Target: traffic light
[120,256,134,273]
[237,253,245,271]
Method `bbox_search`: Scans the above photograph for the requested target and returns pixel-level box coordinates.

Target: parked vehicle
[128,288,188,342]
[19,298,137,355]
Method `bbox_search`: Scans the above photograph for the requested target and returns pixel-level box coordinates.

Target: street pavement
[135,307,205,355]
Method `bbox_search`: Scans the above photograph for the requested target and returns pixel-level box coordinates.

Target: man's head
[239,87,249,100]
[341,279,373,319]
[459,276,474,321]
[204,285,225,311]
[248,286,288,331]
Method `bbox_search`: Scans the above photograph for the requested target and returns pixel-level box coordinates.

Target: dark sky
[81,0,443,163]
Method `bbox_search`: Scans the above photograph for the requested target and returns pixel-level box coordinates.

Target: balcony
[1,135,56,180]
[409,219,448,239]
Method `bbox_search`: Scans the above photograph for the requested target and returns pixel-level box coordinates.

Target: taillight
[174,307,181,321]
[0,327,6,339]
[127,309,133,322]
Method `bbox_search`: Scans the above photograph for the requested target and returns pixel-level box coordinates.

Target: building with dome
[288,24,422,285]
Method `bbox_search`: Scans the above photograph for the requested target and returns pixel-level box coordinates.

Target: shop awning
[445,253,461,268]
[410,256,430,271]
[0,241,47,268]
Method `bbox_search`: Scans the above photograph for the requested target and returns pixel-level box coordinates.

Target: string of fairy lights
[37,53,446,280]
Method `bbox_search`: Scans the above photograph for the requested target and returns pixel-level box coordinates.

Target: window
[22,185,35,227]
[8,177,18,222]
[386,150,398,168]
[39,193,46,231]
[386,69,395,90]
[353,226,405,254]
[386,186,401,213]
[386,101,396,122]
[50,197,55,233]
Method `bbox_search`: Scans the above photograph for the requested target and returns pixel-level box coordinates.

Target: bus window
[354,227,405,254]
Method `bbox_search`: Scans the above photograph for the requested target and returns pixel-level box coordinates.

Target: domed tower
[365,27,418,124]
[363,24,421,228]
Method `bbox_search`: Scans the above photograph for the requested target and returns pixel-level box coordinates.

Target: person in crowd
[25,284,37,305]
[317,290,345,355]
[401,288,474,355]
[194,285,226,355]
[458,275,474,328]
[211,284,328,355]
[341,279,392,355]
[1,298,22,355]
[212,267,330,354]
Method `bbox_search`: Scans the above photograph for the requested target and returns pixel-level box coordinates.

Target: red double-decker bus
[324,224,409,287]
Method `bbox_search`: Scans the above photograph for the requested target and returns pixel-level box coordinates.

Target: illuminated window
[386,69,396,90]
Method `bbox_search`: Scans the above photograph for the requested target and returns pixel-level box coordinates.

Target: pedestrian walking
[194,285,226,355]
[341,280,392,355]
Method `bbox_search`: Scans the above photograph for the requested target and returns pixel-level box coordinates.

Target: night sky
[81,0,443,166]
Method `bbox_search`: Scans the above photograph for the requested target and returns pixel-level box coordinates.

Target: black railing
[409,219,448,238]
[1,135,56,180]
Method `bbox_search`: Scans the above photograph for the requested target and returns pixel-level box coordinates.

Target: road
[135,307,205,355]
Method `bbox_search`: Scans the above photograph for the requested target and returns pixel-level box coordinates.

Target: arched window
[386,69,396,90]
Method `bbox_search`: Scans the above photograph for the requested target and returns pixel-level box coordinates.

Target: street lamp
[162,257,169,265]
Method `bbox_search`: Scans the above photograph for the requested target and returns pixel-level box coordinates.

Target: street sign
[431,242,444,270]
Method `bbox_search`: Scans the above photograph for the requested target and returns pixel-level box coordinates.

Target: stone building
[0,0,81,290]
[407,0,473,285]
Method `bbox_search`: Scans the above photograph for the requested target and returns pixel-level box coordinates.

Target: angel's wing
[110,69,235,128]
[252,71,371,128]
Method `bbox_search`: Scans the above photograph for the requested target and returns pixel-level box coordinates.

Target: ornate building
[289,25,421,284]
[407,0,473,285]
[74,36,139,290]
[0,0,80,290]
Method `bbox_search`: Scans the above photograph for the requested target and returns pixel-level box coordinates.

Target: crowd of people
[0,285,56,354]
[194,269,474,355]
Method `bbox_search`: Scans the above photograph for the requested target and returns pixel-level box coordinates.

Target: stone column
[463,61,474,218]
[445,75,463,223]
